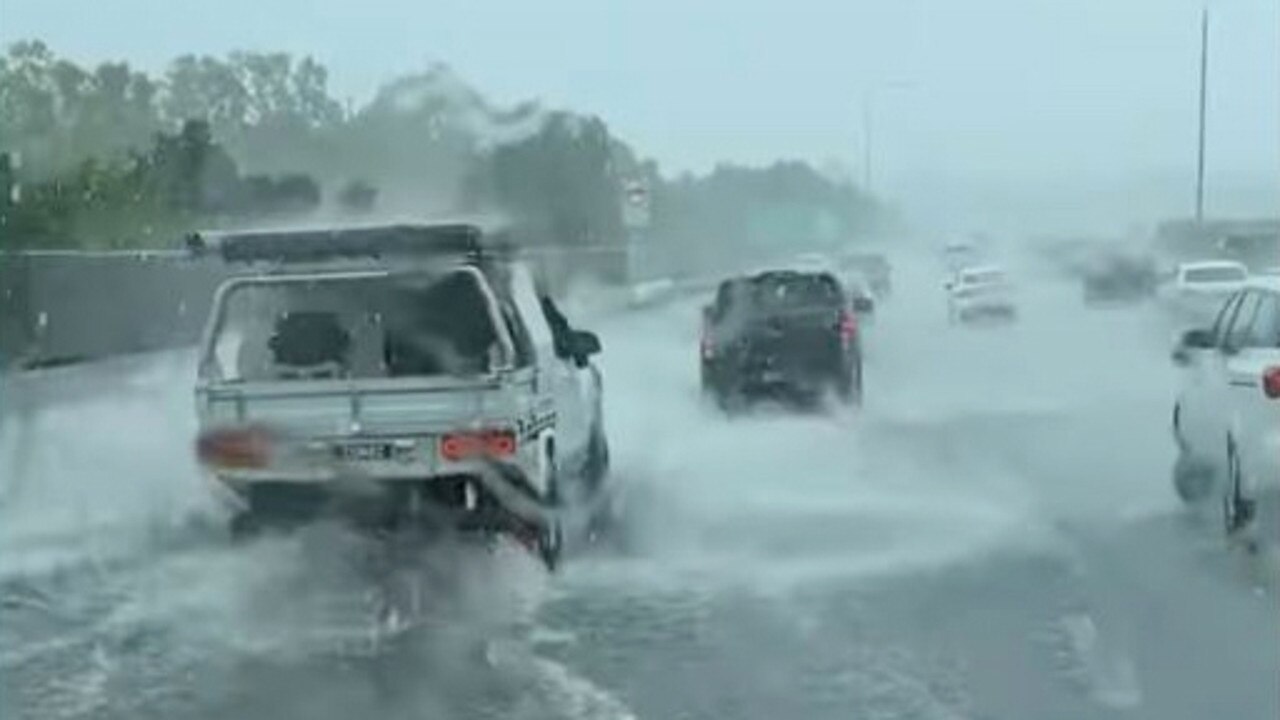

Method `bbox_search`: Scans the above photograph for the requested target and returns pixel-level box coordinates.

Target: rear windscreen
[960,270,1006,286]
[749,273,842,310]
[1184,266,1246,283]
[205,271,501,382]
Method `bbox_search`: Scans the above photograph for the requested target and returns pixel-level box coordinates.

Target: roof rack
[185,223,510,264]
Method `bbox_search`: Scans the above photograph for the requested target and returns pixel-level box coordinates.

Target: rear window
[204,270,501,382]
[1184,266,1246,283]
[749,272,842,309]
[961,269,1006,285]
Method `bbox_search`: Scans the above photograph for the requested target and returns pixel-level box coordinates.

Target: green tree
[0,42,162,176]
[146,119,239,214]
[470,112,624,248]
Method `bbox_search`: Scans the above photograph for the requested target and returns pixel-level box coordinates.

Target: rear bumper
[208,460,550,532]
[708,357,852,396]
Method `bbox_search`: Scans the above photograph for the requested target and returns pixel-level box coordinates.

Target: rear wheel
[538,448,564,571]
[1223,441,1256,536]
[836,358,863,406]
[584,429,611,489]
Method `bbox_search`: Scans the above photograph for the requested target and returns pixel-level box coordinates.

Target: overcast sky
[3,0,1276,231]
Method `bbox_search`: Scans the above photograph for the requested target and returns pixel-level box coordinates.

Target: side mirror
[1172,328,1214,365]
[853,296,874,313]
[570,330,602,362]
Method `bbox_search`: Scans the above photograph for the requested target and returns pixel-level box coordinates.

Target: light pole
[1194,6,1209,225]
[862,93,873,194]
[861,81,916,197]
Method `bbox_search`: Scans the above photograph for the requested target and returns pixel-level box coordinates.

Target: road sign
[622,180,650,230]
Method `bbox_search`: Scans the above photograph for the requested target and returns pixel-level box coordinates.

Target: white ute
[1171,279,1280,537]
[189,223,611,569]
[947,265,1016,324]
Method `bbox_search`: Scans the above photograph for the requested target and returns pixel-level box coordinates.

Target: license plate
[333,443,394,462]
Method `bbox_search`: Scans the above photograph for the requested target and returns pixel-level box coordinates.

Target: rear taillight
[439,430,518,462]
[838,309,857,347]
[196,426,274,469]
[1264,367,1280,399]
[700,318,714,360]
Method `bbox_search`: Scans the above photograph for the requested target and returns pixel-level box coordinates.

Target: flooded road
[2,255,1276,719]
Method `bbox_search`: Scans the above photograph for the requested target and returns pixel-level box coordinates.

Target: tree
[160,54,249,136]
[0,42,162,177]
[146,119,240,214]
[0,41,60,166]
[470,112,624,248]
[159,51,343,176]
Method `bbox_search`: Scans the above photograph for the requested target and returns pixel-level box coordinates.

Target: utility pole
[862,93,873,194]
[1195,6,1209,225]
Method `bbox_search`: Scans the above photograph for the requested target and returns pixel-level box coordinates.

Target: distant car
[840,252,892,298]
[1170,279,1280,538]
[946,265,1016,324]
[943,241,981,273]
[1082,254,1157,305]
[700,270,863,409]
[794,252,837,272]
[845,275,877,322]
[1161,260,1249,325]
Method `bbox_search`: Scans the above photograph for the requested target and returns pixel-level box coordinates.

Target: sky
[2,0,1277,233]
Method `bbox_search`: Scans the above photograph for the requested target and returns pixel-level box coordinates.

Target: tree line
[0,40,880,264]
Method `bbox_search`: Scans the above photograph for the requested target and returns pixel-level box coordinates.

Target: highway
[2,252,1276,719]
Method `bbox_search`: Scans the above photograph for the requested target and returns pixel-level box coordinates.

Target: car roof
[958,264,1005,276]
[749,268,838,282]
[1177,259,1247,272]
[187,221,512,265]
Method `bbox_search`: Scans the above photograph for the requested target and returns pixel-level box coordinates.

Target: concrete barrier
[0,251,718,371]
[1,252,229,369]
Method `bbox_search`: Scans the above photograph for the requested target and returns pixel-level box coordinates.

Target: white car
[1162,260,1249,325]
[792,252,839,275]
[947,265,1016,323]
[1171,278,1280,536]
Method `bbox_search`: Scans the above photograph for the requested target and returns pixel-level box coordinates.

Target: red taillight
[839,309,857,346]
[1264,367,1280,399]
[485,431,518,456]
[439,430,518,462]
[196,426,274,469]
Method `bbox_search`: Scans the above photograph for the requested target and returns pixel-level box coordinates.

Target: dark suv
[700,270,863,409]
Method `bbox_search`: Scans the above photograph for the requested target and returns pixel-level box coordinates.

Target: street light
[861,81,917,197]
